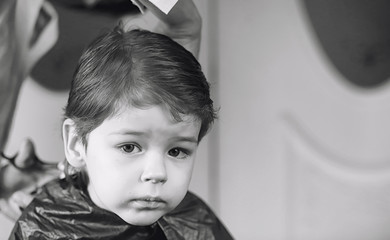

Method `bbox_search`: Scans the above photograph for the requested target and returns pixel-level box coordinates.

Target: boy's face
[81,105,201,226]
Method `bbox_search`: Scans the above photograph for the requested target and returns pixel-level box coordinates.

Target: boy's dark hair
[64,26,217,146]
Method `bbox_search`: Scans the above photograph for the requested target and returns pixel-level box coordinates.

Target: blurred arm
[0,0,59,221]
[0,0,25,152]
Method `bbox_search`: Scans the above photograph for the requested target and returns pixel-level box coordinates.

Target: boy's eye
[120,144,141,153]
[168,148,189,159]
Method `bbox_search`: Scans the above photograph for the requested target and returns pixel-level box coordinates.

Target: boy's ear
[62,119,86,168]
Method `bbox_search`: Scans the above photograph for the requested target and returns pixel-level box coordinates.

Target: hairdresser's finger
[0,197,22,221]
[0,164,32,199]
[13,139,36,169]
[10,191,34,211]
[0,190,35,220]
[130,0,147,13]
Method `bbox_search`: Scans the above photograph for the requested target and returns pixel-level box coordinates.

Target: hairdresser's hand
[0,139,60,220]
[125,0,201,58]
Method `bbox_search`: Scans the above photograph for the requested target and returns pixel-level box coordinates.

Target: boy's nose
[140,152,168,184]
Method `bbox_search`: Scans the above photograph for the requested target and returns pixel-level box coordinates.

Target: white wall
[214,1,300,238]
[213,0,390,239]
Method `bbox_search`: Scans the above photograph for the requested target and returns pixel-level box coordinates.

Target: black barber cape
[9,179,233,239]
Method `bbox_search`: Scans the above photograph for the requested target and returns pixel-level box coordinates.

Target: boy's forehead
[99,105,202,142]
[112,104,201,124]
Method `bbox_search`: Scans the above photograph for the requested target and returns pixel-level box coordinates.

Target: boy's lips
[131,196,166,209]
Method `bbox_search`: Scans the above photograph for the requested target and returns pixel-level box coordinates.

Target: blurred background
[2,0,390,239]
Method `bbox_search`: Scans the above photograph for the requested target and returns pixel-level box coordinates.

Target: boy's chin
[119,211,165,226]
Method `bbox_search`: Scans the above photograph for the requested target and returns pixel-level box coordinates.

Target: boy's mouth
[131,197,166,209]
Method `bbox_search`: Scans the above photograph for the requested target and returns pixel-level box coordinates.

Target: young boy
[9,24,232,239]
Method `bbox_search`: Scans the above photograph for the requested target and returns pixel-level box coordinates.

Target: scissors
[1,151,57,171]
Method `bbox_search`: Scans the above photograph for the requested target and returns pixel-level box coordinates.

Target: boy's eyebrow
[109,130,198,143]
[109,130,146,136]
[171,136,198,144]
